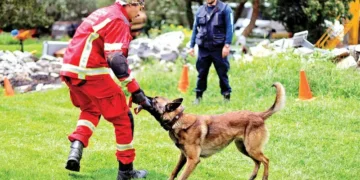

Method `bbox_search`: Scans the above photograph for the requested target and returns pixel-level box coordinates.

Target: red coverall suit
[60,3,139,164]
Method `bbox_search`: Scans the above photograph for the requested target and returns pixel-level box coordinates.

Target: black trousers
[195,48,231,95]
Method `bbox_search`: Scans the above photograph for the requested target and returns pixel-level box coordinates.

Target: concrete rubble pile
[233,30,360,70]
[0,32,186,93]
[128,31,185,70]
[0,50,63,93]
[5,29,360,94]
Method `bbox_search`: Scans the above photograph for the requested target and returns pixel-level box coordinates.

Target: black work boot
[223,93,230,102]
[65,140,84,172]
[193,92,203,105]
[117,161,148,180]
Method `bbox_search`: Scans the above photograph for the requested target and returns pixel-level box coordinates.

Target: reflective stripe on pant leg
[114,112,135,164]
[76,76,133,162]
[68,114,101,147]
[67,83,101,147]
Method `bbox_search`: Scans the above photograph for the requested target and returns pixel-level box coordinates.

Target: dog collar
[172,108,185,122]
[162,107,185,131]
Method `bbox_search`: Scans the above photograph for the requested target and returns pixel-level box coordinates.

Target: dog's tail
[260,82,286,120]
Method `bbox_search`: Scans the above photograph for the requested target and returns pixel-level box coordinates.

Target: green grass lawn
[1,51,360,180]
[0,43,43,57]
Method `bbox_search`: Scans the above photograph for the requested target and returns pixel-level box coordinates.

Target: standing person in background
[60,0,151,179]
[189,0,234,104]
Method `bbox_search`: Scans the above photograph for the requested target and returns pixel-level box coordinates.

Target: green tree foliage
[268,0,355,42]
[96,0,114,8]
[0,0,97,30]
[0,0,52,29]
[145,0,187,30]
[58,0,97,21]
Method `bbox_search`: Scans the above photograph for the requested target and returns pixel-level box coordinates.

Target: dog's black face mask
[135,96,169,130]
[135,96,183,131]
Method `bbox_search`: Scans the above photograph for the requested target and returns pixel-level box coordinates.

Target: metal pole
[20,39,24,52]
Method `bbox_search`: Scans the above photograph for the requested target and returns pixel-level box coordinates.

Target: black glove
[132,89,151,108]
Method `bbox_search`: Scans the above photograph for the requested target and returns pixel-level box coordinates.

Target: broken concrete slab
[294,47,314,55]
[129,31,185,62]
[336,55,357,69]
[292,31,314,49]
[331,48,350,63]
[271,38,294,49]
[0,50,63,93]
[348,45,360,62]
[249,45,274,57]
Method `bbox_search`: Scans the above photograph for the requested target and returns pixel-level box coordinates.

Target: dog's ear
[172,98,183,104]
[165,98,183,112]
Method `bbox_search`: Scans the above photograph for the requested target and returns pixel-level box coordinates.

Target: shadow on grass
[67,168,169,179]
[68,172,95,179]
[144,170,169,179]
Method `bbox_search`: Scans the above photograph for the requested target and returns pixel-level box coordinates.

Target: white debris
[294,47,314,55]
[0,50,63,93]
[336,56,357,69]
[249,45,274,57]
[324,20,344,41]
[129,31,185,64]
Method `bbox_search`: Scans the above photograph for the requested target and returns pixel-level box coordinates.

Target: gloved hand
[131,89,151,109]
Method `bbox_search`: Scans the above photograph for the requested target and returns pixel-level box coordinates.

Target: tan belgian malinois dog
[136,82,285,180]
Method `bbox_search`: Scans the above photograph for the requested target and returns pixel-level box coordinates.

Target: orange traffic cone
[298,70,315,101]
[178,65,190,93]
[4,77,15,97]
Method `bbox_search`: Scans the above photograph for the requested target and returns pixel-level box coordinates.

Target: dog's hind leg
[247,152,269,180]
[235,140,260,180]
[245,127,270,180]
[169,153,186,180]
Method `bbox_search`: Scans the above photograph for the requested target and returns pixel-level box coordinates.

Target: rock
[331,48,350,63]
[336,56,357,69]
[271,39,293,49]
[249,45,273,57]
[348,45,360,62]
[128,31,185,62]
[35,83,44,91]
[294,47,314,55]
[14,85,33,93]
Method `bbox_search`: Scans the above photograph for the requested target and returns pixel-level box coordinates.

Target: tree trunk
[234,0,246,22]
[186,0,204,29]
[242,0,259,37]
[186,0,194,29]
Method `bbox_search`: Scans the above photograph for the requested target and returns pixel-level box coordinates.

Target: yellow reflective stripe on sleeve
[77,120,96,132]
[61,64,111,76]
[78,32,100,77]
[104,43,123,51]
[116,142,134,151]
[77,18,112,79]
[93,18,111,32]
[120,74,134,87]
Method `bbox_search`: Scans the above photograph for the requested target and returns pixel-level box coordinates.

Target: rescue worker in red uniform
[60,0,150,179]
